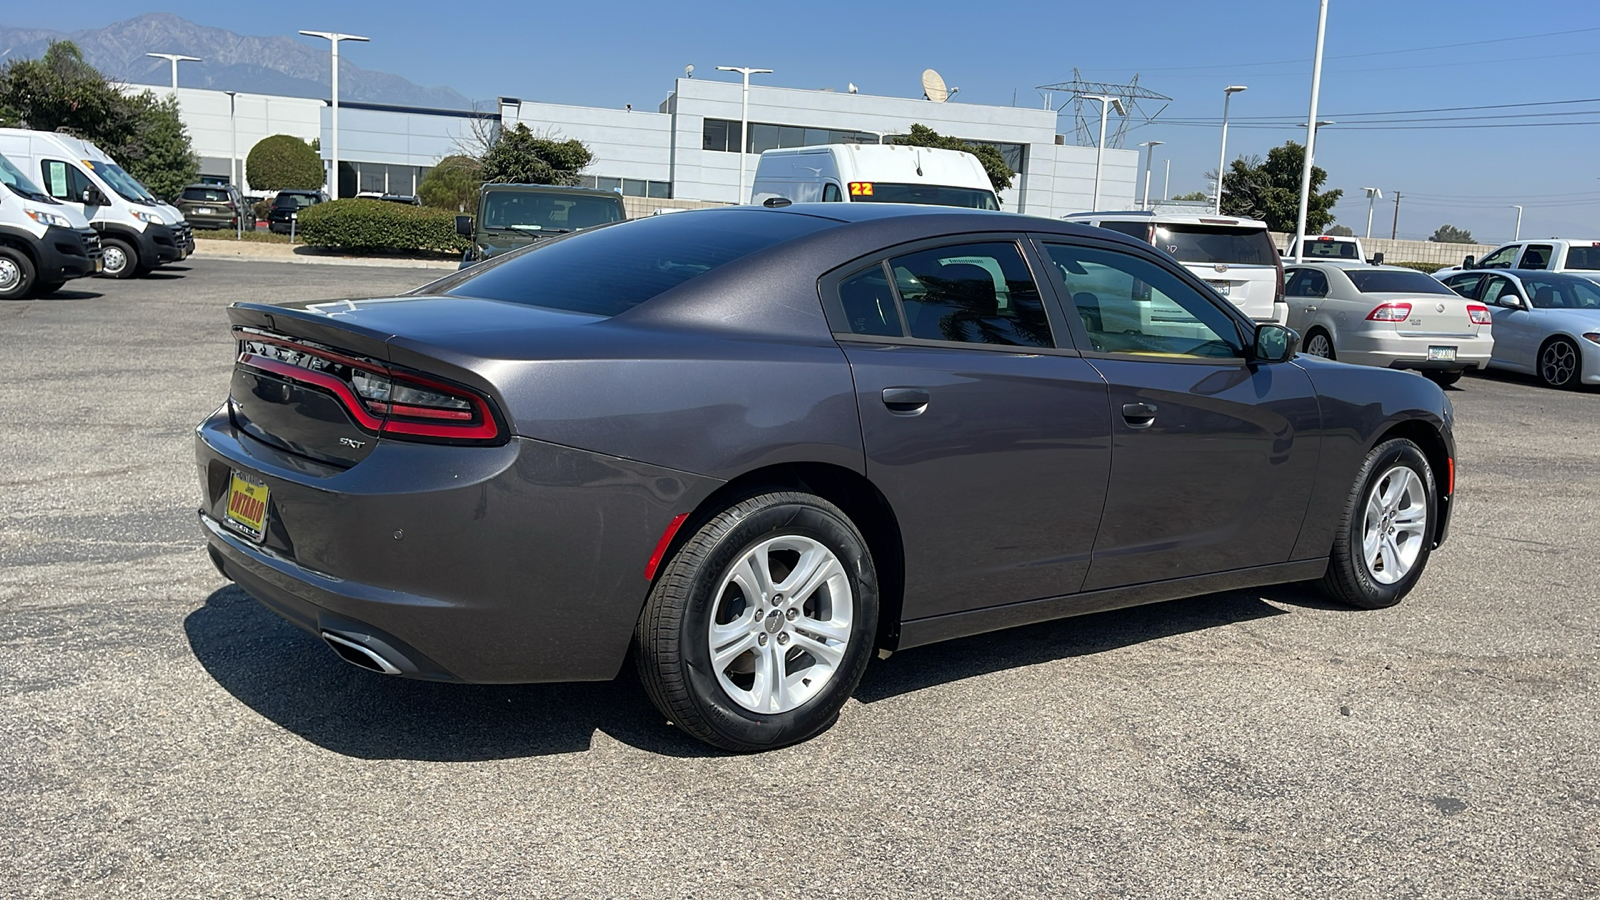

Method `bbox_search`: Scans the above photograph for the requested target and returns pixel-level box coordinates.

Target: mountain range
[0,13,474,109]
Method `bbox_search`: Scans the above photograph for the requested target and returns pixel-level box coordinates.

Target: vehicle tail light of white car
[1467,305,1492,325]
[1366,302,1413,322]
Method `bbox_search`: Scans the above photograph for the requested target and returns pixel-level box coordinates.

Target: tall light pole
[1292,0,1330,265]
[146,53,201,92]
[226,90,240,238]
[1138,140,1163,210]
[300,31,370,199]
[1084,94,1125,210]
[716,65,772,204]
[1362,187,1382,239]
[1511,205,1523,241]
[1215,85,1247,214]
[1162,159,1171,206]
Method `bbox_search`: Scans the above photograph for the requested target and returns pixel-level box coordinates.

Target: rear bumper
[1339,333,1493,372]
[194,405,721,683]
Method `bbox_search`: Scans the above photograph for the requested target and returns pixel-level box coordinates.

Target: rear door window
[1518,244,1554,270]
[887,242,1053,348]
[1565,245,1600,270]
[835,264,903,336]
[1152,224,1278,266]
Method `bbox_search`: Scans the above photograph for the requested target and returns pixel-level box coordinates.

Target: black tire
[1424,370,1463,387]
[1538,337,1582,389]
[99,237,139,279]
[0,246,38,300]
[1317,438,1437,609]
[636,491,879,752]
[1303,328,1336,360]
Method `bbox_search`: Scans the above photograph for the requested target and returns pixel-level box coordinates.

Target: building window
[577,175,671,199]
[701,118,880,154]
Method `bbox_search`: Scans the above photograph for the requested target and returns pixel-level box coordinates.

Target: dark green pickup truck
[455,184,626,268]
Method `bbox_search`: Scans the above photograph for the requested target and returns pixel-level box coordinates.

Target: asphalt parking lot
[2,259,1597,898]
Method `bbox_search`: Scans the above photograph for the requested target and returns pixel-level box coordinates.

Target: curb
[191,240,460,271]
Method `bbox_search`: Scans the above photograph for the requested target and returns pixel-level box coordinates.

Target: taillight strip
[238,353,385,431]
[234,329,387,375]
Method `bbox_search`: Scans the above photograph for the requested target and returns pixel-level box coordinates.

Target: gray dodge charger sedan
[195,204,1456,751]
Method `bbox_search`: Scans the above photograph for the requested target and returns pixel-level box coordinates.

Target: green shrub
[1387,261,1445,273]
[296,198,469,254]
[252,198,272,223]
[247,134,325,191]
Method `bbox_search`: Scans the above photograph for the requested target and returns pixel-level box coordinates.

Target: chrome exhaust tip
[320,631,403,675]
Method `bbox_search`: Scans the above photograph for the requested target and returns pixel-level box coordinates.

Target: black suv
[267,190,327,234]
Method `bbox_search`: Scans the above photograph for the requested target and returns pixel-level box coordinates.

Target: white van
[1061,211,1286,324]
[0,128,194,278]
[751,143,999,210]
[0,151,103,298]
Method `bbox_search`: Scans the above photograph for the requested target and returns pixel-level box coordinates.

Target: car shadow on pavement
[856,586,1322,703]
[184,585,719,761]
[33,288,106,300]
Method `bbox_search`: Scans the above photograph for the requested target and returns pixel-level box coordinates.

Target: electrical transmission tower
[1035,69,1171,149]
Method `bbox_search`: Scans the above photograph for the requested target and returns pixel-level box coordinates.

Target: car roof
[1060,210,1271,228]
[1496,268,1600,279]
[479,184,624,197]
[1287,262,1413,272]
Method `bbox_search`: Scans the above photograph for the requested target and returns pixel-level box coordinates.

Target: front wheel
[99,237,139,279]
[1539,338,1582,389]
[636,491,879,752]
[1317,438,1436,609]
[0,247,37,299]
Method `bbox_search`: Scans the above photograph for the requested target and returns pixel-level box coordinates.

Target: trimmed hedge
[1386,261,1445,273]
[296,199,470,254]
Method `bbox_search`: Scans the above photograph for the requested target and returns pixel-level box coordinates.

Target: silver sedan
[1284,263,1494,387]
[1438,269,1600,389]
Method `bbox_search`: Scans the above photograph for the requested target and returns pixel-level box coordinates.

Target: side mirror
[455,215,473,237]
[1371,252,1384,265]
[1253,324,1300,363]
[1463,255,1476,269]
[80,188,108,206]
[1502,293,1525,309]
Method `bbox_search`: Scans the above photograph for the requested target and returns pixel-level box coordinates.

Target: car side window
[1299,269,1329,298]
[1477,245,1519,268]
[1519,244,1553,270]
[1443,273,1484,299]
[40,160,93,201]
[886,242,1053,348]
[1481,276,1518,307]
[1043,242,1243,359]
[1098,221,1151,242]
[835,263,904,337]
[821,183,842,203]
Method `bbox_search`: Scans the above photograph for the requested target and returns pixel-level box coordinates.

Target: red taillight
[644,513,689,581]
[1467,304,1492,325]
[1366,302,1412,322]
[234,329,503,443]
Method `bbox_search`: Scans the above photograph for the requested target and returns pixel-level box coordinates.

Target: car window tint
[434,209,832,317]
[1044,243,1243,359]
[1345,270,1453,295]
[1098,221,1151,242]
[1152,225,1277,266]
[1301,269,1329,298]
[1284,269,1307,295]
[821,183,842,203]
[1301,239,1360,259]
[1443,274,1484,298]
[1477,245,1518,268]
[1481,276,1517,306]
[1519,245,1553,270]
[1523,277,1600,310]
[1565,246,1600,270]
[836,264,903,336]
[886,241,1052,348]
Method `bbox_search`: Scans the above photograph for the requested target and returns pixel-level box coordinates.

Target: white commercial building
[166,75,1138,216]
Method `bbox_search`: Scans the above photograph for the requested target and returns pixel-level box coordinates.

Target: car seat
[1533,286,1561,309]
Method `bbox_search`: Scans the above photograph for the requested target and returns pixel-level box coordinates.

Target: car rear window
[1300,239,1360,259]
[1154,225,1278,267]
[1565,246,1600,270]
[182,187,229,202]
[481,191,623,232]
[274,193,318,208]
[1345,270,1454,295]
[433,210,832,317]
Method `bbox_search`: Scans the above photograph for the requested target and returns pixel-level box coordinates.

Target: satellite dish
[921,68,948,103]
[848,82,858,94]
[685,64,694,78]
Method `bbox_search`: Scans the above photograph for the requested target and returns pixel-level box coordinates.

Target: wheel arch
[652,461,906,652]
[0,227,43,270]
[1369,419,1451,546]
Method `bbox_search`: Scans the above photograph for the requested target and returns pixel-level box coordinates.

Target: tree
[418,154,484,211]
[1325,224,1354,236]
[893,124,1013,193]
[1429,224,1474,244]
[115,92,198,200]
[1219,141,1343,233]
[480,124,592,185]
[246,135,325,191]
[1171,191,1207,202]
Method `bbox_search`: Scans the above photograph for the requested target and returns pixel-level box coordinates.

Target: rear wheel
[1539,337,1581,389]
[1318,438,1435,609]
[0,247,36,300]
[636,491,879,752]
[1424,370,1463,387]
[99,238,139,279]
[1303,329,1335,360]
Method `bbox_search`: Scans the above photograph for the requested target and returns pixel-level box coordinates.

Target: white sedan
[1284,263,1494,387]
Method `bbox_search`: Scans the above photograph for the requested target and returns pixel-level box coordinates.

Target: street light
[1362,187,1382,239]
[226,90,240,238]
[1511,204,1523,241]
[715,65,773,204]
[299,30,370,199]
[146,53,201,92]
[1292,0,1331,264]
[1215,85,1247,214]
[1137,141,1164,210]
[1084,94,1125,210]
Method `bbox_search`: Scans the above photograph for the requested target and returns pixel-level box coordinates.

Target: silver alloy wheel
[1361,464,1428,585]
[102,244,128,276]
[0,257,19,293]
[1305,333,1332,358]
[1541,340,1577,386]
[707,534,854,714]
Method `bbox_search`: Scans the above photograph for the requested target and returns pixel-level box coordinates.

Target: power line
[1159,96,1600,124]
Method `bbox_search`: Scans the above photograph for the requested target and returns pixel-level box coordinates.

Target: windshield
[1300,239,1360,259]
[1155,225,1278,267]
[480,191,623,232]
[88,161,157,204]
[0,152,51,201]
[182,187,232,203]
[1564,246,1600,270]
[274,193,320,209]
[1346,270,1454,295]
[430,209,829,317]
[847,183,1000,211]
[1522,276,1600,310]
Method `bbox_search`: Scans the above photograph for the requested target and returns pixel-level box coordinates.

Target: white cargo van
[751,143,999,209]
[0,151,103,298]
[1061,210,1286,324]
[0,128,194,278]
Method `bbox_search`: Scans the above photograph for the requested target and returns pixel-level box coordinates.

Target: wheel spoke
[763,645,787,712]
[795,616,850,644]
[1364,493,1386,530]
[1392,506,1427,529]
[1380,534,1403,575]
[711,631,759,669]
[789,631,844,669]
[733,550,775,604]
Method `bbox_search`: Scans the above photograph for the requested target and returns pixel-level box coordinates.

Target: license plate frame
[224,471,270,542]
[1427,345,1458,362]
[196,207,214,215]
[1206,280,1231,296]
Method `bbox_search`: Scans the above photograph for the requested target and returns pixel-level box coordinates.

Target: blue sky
[11,0,1600,242]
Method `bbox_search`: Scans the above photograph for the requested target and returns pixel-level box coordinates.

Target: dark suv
[455,184,625,267]
[177,184,254,231]
[267,190,327,234]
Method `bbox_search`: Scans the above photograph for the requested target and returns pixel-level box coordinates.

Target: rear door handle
[1122,401,1157,429]
[882,387,930,415]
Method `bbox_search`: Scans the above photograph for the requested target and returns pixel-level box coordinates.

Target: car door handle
[1304,305,1317,313]
[881,387,930,415]
[1122,401,1157,429]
